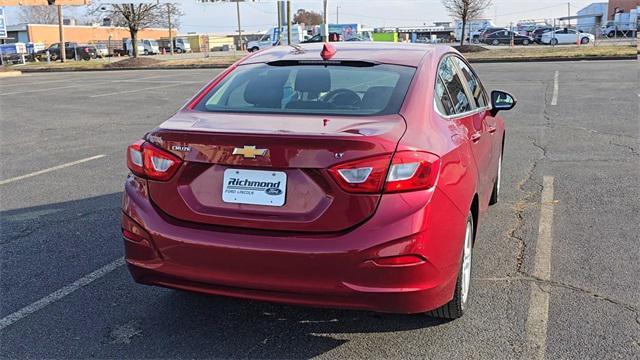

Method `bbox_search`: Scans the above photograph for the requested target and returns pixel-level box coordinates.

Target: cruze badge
[171,145,191,152]
[232,145,268,158]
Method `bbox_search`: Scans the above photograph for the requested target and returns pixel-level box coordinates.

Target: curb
[19,64,230,73]
[14,55,637,73]
[467,55,637,63]
[0,70,22,77]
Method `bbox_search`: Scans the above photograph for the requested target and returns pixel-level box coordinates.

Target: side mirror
[490,90,517,116]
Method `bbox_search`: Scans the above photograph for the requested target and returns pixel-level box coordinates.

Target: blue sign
[0,8,7,39]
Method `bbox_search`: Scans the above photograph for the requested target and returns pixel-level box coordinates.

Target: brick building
[5,23,175,46]
[608,0,640,19]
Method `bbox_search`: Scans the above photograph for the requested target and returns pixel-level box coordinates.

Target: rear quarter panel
[398,49,479,218]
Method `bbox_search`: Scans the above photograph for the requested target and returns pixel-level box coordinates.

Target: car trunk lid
[144,110,406,233]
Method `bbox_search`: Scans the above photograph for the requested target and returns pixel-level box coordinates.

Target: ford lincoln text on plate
[122,42,516,319]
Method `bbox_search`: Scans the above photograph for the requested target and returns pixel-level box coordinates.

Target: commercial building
[4,23,174,47]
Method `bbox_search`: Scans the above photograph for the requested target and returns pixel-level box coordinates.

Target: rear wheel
[522,39,530,45]
[550,38,559,45]
[491,39,500,46]
[580,37,590,44]
[428,213,474,319]
[249,46,259,52]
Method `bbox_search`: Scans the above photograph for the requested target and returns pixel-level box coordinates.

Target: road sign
[0,8,7,39]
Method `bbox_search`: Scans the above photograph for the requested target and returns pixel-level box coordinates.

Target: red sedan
[122,42,516,319]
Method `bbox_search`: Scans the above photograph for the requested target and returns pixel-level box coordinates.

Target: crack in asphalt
[609,138,639,156]
[476,276,639,315]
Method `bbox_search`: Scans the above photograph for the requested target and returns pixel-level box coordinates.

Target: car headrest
[294,68,331,95]
[361,86,394,109]
[244,69,289,108]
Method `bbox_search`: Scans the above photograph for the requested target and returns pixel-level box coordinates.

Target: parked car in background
[478,27,508,43]
[483,30,533,45]
[531,26,558,44]
[95,43,109,58]
[540,28,595,45]
[36,42,97,61]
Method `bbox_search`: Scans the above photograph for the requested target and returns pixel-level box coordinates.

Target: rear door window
[453,57,487,108]
[437,57,472,114]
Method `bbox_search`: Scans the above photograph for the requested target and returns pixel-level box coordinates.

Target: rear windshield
[194,63,416,116]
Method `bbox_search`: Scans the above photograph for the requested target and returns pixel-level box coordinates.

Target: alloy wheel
[460,217,474,308]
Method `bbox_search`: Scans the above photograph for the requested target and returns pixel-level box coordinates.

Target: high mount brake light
[328,151,440,194]
[127,140,182,181]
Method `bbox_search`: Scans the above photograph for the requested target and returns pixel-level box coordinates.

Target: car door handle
[471,132,482,142]
[488,126,497,134]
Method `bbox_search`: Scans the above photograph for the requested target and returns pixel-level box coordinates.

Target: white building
[577,3,608,31]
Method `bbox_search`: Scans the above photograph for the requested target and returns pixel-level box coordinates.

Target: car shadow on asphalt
[1,192,449,358]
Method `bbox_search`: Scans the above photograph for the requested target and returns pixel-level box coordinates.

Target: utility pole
[276,1,282,45]
[236,0,243,51]
[322,0,328,42]
[167,3,174,55]
[567,2,571,26]
[336,5,339,23]
[57,4,65,62]
[286,0,291,45]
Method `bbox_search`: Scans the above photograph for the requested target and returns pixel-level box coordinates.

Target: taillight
[126,140,182,181]
[328,154,391,193]
[384,151,440,193]
[328,151,440,194]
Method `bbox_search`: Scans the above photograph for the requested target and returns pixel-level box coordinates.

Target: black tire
[522,39,530,46]
[50,53,58,61]
[489,152,502,205]
[608,31,615,38]
[249,46,259,52]
[143,49,149,55]
[491,39,500,46]
[176,48,183,54]
[580,37,589,44]
[427,213,474,320]
[550,38,558,45]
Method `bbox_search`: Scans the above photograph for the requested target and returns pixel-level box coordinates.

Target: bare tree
[19,6,58,24]
[94,3,183,58]
[293,9,323,26]
[442,0,493,46]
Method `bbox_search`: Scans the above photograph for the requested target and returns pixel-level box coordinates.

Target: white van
[247,26,304,52]
[454,19,497,42]
[142,39,160,55]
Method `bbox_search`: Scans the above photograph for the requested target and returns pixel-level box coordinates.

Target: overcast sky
[4,0,597,34]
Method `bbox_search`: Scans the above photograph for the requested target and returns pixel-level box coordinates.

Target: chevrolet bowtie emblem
[232,145,268,158]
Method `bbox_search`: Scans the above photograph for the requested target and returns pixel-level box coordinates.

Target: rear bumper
[122,175,468,314]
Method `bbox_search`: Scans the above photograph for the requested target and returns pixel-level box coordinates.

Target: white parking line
[0,257,125,331]
[89,82,188,98]
[0,83,109,96]
[551,71,559,106]
[526,176,555,360]
[0,155,106,185]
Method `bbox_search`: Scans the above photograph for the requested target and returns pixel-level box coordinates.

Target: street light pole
[167,3,174,55]
[286,0,291,45]
[322,0,328,42]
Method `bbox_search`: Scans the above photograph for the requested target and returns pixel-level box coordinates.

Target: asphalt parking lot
[1,61,638,359]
